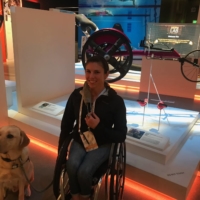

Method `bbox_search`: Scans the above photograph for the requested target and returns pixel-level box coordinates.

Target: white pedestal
[124,99,200,200]
[125,100,199,164]
[10,7,75,118]
[8,94,200,200]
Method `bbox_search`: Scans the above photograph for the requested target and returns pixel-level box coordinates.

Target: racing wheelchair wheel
[180,50,200,82]
[82,29,133,83]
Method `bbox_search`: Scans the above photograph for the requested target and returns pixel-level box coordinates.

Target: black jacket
[58,86,127,150]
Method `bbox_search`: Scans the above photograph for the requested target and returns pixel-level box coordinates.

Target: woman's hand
[85,112,100,129]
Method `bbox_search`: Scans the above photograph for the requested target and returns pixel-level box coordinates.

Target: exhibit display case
[139,23,200,100]
[146,23,200,56]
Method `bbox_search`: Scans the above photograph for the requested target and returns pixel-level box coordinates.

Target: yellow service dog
[0,125,34,200]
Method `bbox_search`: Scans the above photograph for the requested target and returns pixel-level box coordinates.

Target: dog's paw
[25,185,31,197]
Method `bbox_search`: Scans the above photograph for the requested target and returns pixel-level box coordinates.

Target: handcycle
[53,134,126,200]
[75,13,200,83]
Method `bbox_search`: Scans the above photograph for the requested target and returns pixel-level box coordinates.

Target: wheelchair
[53,134,126,200]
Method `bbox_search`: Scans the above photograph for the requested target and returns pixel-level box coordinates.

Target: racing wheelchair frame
[53,134,126,200]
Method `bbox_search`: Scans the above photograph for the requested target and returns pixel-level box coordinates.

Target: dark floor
[4,141,200,200]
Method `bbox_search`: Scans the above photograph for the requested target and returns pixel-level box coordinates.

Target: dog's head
[0,125,30,154]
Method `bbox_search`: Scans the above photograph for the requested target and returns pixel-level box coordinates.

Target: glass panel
[146,23,200,56]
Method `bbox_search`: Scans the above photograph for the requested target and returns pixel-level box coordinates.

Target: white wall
[140,57,197,99]
[10,7,75,111]
[0,43,8,126]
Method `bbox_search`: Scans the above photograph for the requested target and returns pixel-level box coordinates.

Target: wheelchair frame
[53,134,126,200]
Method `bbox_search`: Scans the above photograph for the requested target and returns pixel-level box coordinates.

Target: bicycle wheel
[180,50,200,82]
[82,29,133,83]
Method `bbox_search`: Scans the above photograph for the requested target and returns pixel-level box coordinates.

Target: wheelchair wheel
[107,142,126,200]
[180,50,200,82]
[82,29,133,83]
[91,177,104,200]
[53,136,73,199]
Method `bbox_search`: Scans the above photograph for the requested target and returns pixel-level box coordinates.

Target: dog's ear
[19,130,30,148]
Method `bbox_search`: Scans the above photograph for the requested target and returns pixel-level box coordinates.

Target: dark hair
[85,56,109,74]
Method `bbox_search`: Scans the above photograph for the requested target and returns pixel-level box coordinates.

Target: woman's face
[85,62,109,90]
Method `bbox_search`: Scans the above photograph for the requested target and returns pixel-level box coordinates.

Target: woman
[58,56,127,200]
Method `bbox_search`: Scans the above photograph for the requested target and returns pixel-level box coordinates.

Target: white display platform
[125,100,199,164]
[7,92,200,200]
[24,95,70,127]
[126,121,200,200]
[127,128,170,151]
[124,101,200,200]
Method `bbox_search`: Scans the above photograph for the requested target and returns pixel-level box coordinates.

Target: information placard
[32,101,64,116]
[127,128,170,151]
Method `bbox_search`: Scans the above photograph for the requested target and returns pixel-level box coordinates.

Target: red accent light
[125,178,176,200]
[28,134,57,155]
